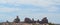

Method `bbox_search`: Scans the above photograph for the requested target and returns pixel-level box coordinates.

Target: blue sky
[0,0,60,24]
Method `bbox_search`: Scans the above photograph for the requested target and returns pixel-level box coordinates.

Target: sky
[0,0,60,24]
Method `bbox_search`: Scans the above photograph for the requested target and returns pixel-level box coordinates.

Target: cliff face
[13,16,20,23]
[0,16,49,25]
[41,17,48,23]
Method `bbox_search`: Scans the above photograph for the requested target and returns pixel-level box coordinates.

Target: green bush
[49,23,55,25]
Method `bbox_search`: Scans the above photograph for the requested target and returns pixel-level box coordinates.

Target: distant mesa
[41,17,48,23]
[12,16,48,24]
[13,16,20,23]
[24,17,32,23]
[3,16,49,25]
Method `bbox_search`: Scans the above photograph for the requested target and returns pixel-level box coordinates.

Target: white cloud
[0,0,59,6]
[0,0,60,13]
[0,7,20,12]
[46,6,59,12]
[0,0,60,12]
